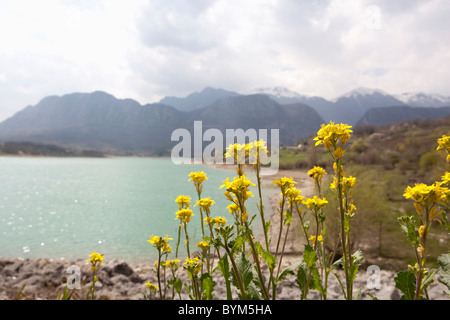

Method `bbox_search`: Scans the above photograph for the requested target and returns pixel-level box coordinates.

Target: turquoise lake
[0,157,274,263]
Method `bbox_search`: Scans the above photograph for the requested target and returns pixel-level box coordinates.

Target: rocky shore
[1,255,449,300]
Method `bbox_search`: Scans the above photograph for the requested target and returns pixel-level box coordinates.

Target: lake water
[0,157,274,263]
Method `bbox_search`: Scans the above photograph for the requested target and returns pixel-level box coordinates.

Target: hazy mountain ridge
[237,87,450,125]
[356,106,450,126]
[1,86,449,155]
[0,91,325,154]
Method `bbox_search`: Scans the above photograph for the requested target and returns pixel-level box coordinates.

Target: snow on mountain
[333,87,390,101]
[246,87,309,99]
[394,92,450,107]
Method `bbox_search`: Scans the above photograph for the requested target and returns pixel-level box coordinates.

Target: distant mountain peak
[246,86,309,99]
[335,87,389,100]
[394,92,450,107]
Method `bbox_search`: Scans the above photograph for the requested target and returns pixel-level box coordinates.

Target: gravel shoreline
[1,255,449,300]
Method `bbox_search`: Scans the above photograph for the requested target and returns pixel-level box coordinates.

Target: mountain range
[0,86,449,155]
[166,86,450,125]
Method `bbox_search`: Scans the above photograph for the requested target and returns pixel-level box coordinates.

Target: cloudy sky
[0,0,449,121]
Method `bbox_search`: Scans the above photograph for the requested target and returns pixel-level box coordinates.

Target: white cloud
[0,0,449,121]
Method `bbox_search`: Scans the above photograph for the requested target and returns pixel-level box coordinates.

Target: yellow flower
[213,216,227,227]
[314,121,353,150]
[442,172,450,185]
[224,143,248,163]
[437,135,450,152]
[348,203,357,214]
[403,182,448,204]
[147,235,173,253]
[308,166,327,184]
[195,197,215,211]
[343,176,356,190]
[86,252,104,264]
[248,139,268,164]
[175,195,191,209]
[309,235,323,245]
[145,281,158,291]
[285,187,304,204]
[189,171,208,185]
[220,175,255,201]
[175,208,195,224]
[333,147,346,160]
[419,225,425,238]
[227,203,239,214]
[183,257,202,275]
[197,240,210,250]
[303,196,328,210]
[272,177,297,194]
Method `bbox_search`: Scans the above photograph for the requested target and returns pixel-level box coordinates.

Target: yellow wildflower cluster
[403,182,449,205]
[189,171,208,194]
[145,281,158,291]
[188,171,208,185]
[330,176,356,192]
[165,259,180,268]
[175,208,195,224]
[197,240,210,251]
[314,121,353,152]
[183,257,202,275]
[308,166,327,184]
[443,172,450,185]
[86,252,104,272]
[195,197,215,212]
[437,134,450,162]
[303,196,328,211]
[148,235,173,253]
[272,176,297,194]
[224,142,247,162]
[220,175,255,200]
[225,139,268,165]
[204,216,227,227]
[176,195,191,209]
[285,187,304,205]
[309,235,323,245]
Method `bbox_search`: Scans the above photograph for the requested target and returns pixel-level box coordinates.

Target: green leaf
[437,253,450,291]
[420,269,435,293]
[284,209,292,226]
[333,272,347,299]
[200,273,216,300]
[231,232,247,252]
[264,221,271,237]
[230,252,254,299]
[349,250,364,281]
[398,216,420,246]
[296,263,309,300]
[303,245,318,269]
[173,278,182,296]
[183,282,195,300]
[394,271,416,300]
[254,240,276,271]
[277,260,302,285]
[217,253,233,300]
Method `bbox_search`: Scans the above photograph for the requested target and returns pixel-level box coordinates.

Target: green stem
[157,252,163,300]
[224,244,247,300]
[336,160,351,300]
